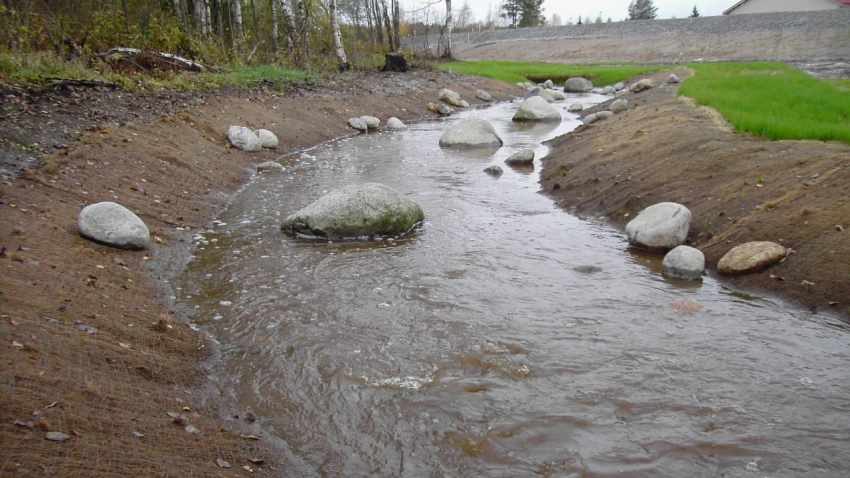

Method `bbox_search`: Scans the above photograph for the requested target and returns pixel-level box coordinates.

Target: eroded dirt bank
[0,69,517,476]
[541,68,849,319]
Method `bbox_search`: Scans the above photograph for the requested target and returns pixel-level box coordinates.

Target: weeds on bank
[679,62,850,143]
[0,51,312,91]
[433,60,669,85]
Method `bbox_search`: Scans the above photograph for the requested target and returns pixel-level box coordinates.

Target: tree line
[0,0,680,73]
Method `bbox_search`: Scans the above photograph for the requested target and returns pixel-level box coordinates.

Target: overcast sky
[404,0,743,24]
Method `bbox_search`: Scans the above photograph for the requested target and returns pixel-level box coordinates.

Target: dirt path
[0,69,517,476]
[541,68,849,319]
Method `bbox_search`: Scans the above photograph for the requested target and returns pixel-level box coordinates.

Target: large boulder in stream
[280,183,424,240]
[565,77,594,92]
[78,202,149,250]
[662,245,705,280]
[513,97,561,122]
[625,202,691,252]
[438,88,462,107]
[439,117,503,148]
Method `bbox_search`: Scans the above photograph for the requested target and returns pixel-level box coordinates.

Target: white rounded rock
[360,116,380,129]
[227,125,262,152]
[439,117,503,148]
[662,245,705,280]
[78,202,149,250]
[386,117,407,130]
[625,202,691,252]
[254,129,279,148]
[513,96,561,122]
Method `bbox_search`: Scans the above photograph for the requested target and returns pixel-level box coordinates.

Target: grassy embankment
[435,59,669,85]
[679,62,850,143]
[0,51,312,90]
[437,60,850,144]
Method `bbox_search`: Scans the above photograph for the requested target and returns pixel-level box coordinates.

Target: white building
[723,0,850,15]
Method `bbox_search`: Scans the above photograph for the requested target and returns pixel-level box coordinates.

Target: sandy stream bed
[0,64,848,475]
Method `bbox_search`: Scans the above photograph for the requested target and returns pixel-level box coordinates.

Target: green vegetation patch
[0,51,311,91]
[434,60,669,86]
[679,62,850,143]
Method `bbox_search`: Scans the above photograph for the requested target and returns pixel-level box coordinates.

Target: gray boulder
[615,89,628,97]
[610,99,629,114]
[525,86,555,103]
[78,202,149,250]
[226,125,262,152]
[631,78,654,92]
[717,241,787,276]
[583,111,614,125]
[348,117,368,131]
[565,77,594,92]
[434,102,455,115]
[513,96,561,122]
[281,183,424,240]
[667,74,680,84]
[662,246,705,280]
[515,82,526,88]
[613,82,626,91]
[360,115,380,129]
[257,161,284,173]
[524,82,535,90]
[438,88,462,107]
[459,100,470,108]
[545,89,567,101]
[439,117,503,148]
[386,117,407,130]
[543,79,555,89]
[568,103,584,112]
[625,202,691,252]
[601,86,616,95]
[484,165,503,176]
[254,129,279,148]
[505,149,535,166]
[475,90,493,102]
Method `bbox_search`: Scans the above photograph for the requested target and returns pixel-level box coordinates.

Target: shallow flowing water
[176,98,850,477]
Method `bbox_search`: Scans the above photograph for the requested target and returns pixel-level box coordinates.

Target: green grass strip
[678,62,850,143]
[434,60,668,86]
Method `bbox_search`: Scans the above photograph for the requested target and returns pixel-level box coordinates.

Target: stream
[176,97,850,477]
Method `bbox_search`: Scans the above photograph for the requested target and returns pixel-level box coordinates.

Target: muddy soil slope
[541,68,849,319]
[0,68,516,476]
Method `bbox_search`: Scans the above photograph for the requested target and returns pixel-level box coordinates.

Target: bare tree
[443,0,452,58]
[329,0,350,69]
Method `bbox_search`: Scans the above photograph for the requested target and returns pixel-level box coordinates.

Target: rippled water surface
[177,98,850,477]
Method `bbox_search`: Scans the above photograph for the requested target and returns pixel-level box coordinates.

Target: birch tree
[232,0,245,54]
[444,0,453,58]
[329,0,350,70]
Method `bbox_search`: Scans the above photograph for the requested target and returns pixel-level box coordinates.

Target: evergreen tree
[518,0,545,27]
[500,0,522,28]
[690,5,700,18]
[628,0,658,20]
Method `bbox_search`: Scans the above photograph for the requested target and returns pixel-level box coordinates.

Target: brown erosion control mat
[541,68,849,319]
[0,69,517,476]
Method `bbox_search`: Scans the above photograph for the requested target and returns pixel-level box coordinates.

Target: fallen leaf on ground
[11,341,24,348]
[241,434,261,440]
[184,425,200,434]
[9,318,20,326]
[243,465,253,472]
[249,458,265,465]
[166,411,180,418]
[216,458,232,468]
[132,431,145,438]
[12,419,34,429]
[44,402,57,409]
[45,431,70,442]
[118,342,131,348]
